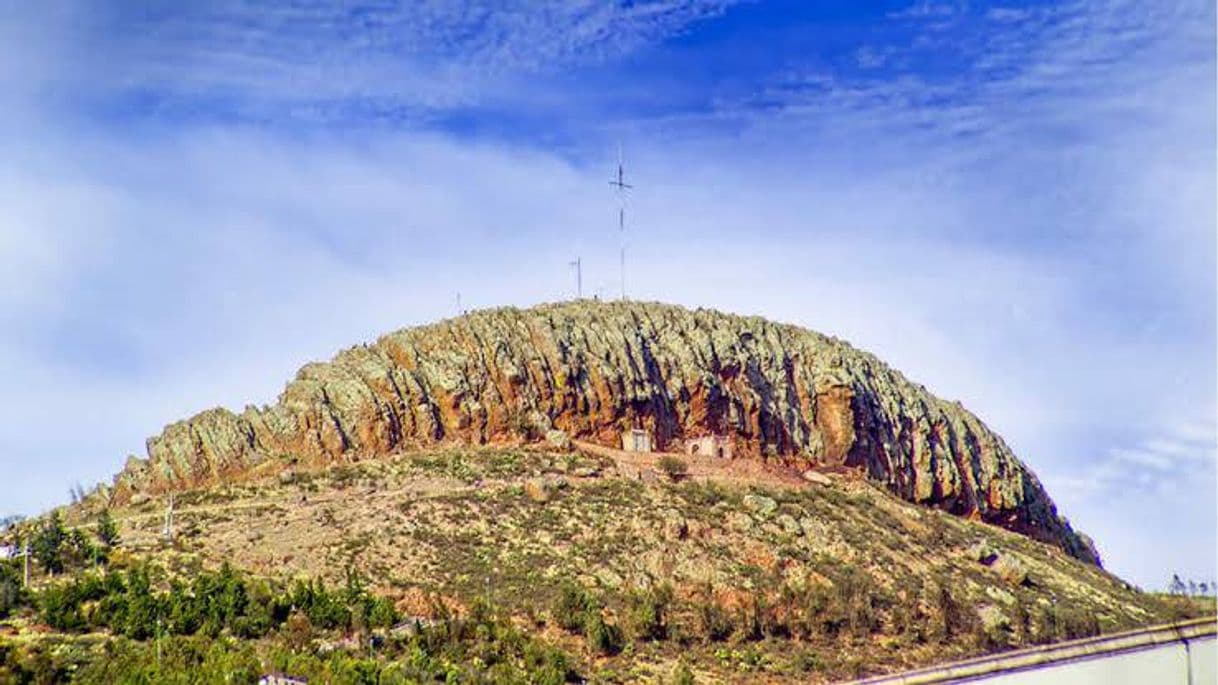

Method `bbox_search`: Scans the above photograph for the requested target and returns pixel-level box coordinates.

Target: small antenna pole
[456,292,462,316]
[162,494,174,542]
[569,257,582,299]
[608,145,633,300]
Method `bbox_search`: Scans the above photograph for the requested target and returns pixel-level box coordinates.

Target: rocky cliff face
[112,301,1099,564]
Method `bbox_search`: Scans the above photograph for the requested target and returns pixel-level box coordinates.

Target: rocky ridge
[111,300,1098,564]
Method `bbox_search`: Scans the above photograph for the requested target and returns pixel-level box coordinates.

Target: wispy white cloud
[17,1,742,120]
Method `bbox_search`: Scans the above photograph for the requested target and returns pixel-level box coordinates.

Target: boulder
[968,540,999,565]
[727,512,754,532]
[743,494,778,518]
[802,470,832,486]
[992,554,1029,586]
[978,604,1011,637]
[661,509,689,540]
[777,514,802,536]
[545,429,572,451]
[523,478,552,503]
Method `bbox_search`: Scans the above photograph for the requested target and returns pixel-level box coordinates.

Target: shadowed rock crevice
[113,300,1099,565]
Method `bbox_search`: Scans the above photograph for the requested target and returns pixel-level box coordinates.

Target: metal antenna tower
[608,145,633,300]
[568,257,582,299]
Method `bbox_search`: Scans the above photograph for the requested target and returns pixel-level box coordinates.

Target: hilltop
[111,300,1096,564]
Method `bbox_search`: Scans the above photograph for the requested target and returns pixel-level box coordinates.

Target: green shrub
[522,641,576,685]
[584,611,624,656]
[40,582,87,631]
[367,595,399,629]
[932,581,977,643]
[552,583,592,633]
[696,600,733,642]
[671,661,696,685]
[627,584,673,641]
[836,566,878,638]
[737,593,765,641]
[657,456,689,481]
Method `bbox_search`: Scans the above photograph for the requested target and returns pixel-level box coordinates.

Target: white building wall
[975,635,1213,684]
[848,618,1216,685]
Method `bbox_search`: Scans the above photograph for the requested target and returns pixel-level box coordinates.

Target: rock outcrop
[112,301,1099,564]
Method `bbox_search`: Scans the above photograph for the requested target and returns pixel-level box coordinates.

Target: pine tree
[97,509,120,548]
[31,512,67,575]
[1169,574,1187,595]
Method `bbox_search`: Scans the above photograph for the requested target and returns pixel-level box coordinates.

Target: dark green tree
[123,566,160,640]
[31,512,67,575]
[64,528,96,569]
[96,509,120,549]
[1169,574,1187,595]
[0,563,23,619]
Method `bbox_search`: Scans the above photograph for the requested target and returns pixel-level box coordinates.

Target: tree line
[1168,574,1216,597]
[1,562,577,684]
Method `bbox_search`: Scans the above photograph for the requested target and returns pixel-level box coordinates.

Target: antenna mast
[609,145,633,300]
[569,257,582,299]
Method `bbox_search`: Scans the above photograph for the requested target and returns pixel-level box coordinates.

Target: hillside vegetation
[3,446,1207,683]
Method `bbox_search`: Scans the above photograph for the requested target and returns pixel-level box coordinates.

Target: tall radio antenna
[568,257,582,299]
[608,144,633,300]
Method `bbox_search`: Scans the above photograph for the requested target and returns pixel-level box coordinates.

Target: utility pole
[162,493,174,542]
[609,145,633,300]
[569,258,582,299]
[456,292,462,317]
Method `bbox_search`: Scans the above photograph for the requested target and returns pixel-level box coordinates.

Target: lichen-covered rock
[992,554,1029,587]
[744,494,779,518]
[978,604,1012,638]
[110,300,1099,565]
[802,470,832,486]
[545,429,572,451]
[969,540,1000,564]
[523,478,552,503]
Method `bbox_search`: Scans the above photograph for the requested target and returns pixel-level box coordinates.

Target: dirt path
[76,444,823,540]
[87,476,474,536]
[572,439,813,490]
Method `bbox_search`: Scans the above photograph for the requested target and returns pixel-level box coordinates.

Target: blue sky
[0,0,1213,590]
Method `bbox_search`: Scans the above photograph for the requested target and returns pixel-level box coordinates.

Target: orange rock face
[112,301,1100,565]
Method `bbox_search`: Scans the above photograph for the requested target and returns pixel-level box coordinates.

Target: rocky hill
[111,301,1096,564]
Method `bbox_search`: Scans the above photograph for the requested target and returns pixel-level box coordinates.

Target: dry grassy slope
[111,300,1097,565]
[92,448,1187,683]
